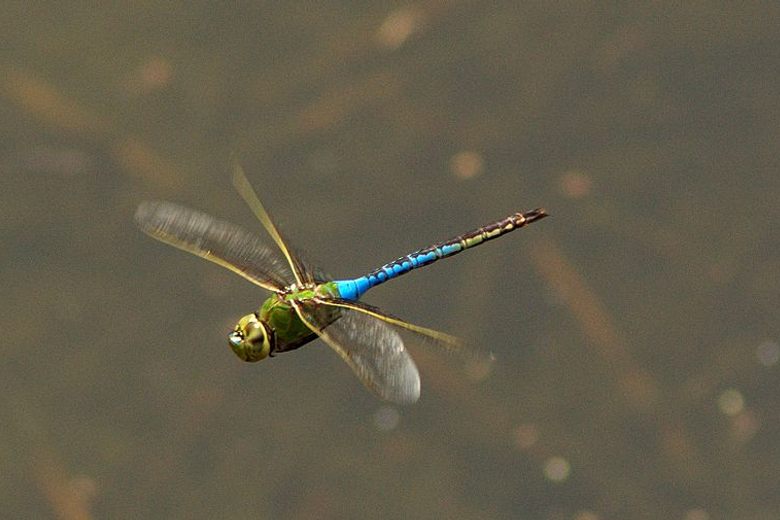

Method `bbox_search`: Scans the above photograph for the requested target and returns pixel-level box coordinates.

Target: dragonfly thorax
[283,281,318,294]
[229,286,336,364]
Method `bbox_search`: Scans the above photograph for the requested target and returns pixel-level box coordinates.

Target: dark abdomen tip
[521,208,549,225]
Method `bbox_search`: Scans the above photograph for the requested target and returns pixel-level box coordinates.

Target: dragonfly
[135,165,548,404]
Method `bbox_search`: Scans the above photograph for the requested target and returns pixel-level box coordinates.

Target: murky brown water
[2,3,779,519]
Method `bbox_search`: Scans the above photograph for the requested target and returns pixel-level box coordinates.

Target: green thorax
[259,281,341,353]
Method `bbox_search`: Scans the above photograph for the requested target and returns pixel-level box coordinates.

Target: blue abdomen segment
[334,277,371,300]
[334,208,547,301]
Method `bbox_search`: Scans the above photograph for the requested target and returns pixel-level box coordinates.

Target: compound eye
[228,314,273,362]
[244,320,266,343]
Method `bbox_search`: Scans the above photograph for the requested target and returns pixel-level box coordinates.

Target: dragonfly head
[228,313,275,362]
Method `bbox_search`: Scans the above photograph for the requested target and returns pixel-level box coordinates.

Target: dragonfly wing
[135,201,293,291]
[288,245,330,285]
[232,164,314,285]
[294,300,421,404]
[315,298,466,354]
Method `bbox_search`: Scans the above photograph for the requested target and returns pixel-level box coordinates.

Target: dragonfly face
[228,313,274,362]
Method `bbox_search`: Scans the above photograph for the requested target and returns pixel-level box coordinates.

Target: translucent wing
[315,298,467,354]
[135,201,293,291]
[317,298,493,371]
[232,164,314,285]
[293,300,421,404]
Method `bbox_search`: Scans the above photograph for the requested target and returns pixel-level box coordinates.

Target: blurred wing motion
[232,163,314,285]
[294,300,421,404]
[316,298,466,354]
[135,201,293,292]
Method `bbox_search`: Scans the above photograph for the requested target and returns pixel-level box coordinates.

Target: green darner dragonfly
[135,166,548,404]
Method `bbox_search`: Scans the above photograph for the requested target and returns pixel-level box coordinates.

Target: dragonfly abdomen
[334,208,547,300]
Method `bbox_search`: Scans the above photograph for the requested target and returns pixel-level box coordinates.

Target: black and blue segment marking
[334,208,547,301]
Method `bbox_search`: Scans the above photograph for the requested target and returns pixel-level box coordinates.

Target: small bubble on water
[574,511,600,520]
[717,388,744,416]
[756,340,779,366]
[450,151,484,180]
[373,406,400,431]
[513,423,539,450]
[684,508,709,520]
[543,456,571,482]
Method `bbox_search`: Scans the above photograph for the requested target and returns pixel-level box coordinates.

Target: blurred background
[2,2,778,519]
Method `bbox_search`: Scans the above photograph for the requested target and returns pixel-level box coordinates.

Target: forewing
[135,201,293,291]
[294,300,421,404]
[232,164,314,285]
